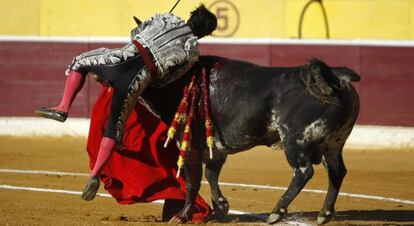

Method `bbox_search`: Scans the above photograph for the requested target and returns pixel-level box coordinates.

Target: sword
[169,0,181,13]
[133,0,182,25]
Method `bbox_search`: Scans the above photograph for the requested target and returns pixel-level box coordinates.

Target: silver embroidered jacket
[131,13,199,86]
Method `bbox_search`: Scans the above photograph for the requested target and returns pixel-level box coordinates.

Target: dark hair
[187,4,217,38]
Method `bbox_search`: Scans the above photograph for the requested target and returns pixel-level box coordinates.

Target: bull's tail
[303,59,360,105]
[331,66,361,82]
[308,59,361,91]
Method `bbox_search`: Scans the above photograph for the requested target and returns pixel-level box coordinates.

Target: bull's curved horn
[133,16,142,25]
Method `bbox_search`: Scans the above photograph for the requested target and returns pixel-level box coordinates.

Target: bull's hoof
[317,209,335,225]
[212,196,229,220]
[169,205,193,224]
[266,209,287,224]
[169,215,188,224]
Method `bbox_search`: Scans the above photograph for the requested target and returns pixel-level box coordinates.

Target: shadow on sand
[215,209,414,224]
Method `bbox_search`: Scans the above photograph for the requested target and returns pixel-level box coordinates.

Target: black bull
[141,55,360,224]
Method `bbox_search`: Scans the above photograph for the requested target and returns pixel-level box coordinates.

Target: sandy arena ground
[1,136,414,225]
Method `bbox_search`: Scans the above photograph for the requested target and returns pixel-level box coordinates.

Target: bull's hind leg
[317,148,347,224]
[267,147,314,224]
[205,157,229,219]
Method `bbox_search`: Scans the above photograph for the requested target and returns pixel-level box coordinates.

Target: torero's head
[187,4,217,39]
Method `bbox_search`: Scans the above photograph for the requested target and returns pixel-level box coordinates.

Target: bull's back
[207,57,360,152]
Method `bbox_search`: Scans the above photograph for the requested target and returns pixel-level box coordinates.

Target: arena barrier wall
[1,37,414,128]
[1,117,413,149]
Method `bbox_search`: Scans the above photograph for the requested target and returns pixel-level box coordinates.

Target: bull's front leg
[205,156,229,220]
[169,148,203,224]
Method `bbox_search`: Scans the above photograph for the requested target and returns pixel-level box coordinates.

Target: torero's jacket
[131,13,199,87]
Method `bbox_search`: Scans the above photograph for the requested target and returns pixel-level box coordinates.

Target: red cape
[86,86,211,222]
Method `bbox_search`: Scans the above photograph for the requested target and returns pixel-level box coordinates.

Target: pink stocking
[90,137,116,177]
[54,70,85,112]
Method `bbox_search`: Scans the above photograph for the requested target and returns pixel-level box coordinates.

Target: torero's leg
[35,43,137,122]
[54,70,85,113]
[81,66,152,201]
[81,136,115,201]
[34,70,85,122]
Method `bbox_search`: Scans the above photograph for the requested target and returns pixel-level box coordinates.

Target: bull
[141,55,360,224]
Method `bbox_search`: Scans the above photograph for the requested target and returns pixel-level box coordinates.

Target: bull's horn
[133,16,142,25]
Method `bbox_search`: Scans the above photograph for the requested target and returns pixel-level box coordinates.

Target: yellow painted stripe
[1,0,413,39]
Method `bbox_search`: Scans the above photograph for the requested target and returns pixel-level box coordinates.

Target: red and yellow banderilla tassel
[169,68,216,177]
[176,124,191,178]
[202,68,214,159]
[164,76,196,148]
[205,119,214,159]
[176,76,198,178]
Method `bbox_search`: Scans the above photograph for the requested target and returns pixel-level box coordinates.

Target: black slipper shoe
[81,176,100,201]
[35,107,68,122]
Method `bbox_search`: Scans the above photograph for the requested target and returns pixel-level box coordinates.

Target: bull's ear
[133,16,142,25]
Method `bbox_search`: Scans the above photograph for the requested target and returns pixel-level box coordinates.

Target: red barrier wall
[1,40,414,126]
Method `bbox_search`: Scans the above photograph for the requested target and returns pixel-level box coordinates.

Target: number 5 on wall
[208,0,240,37]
